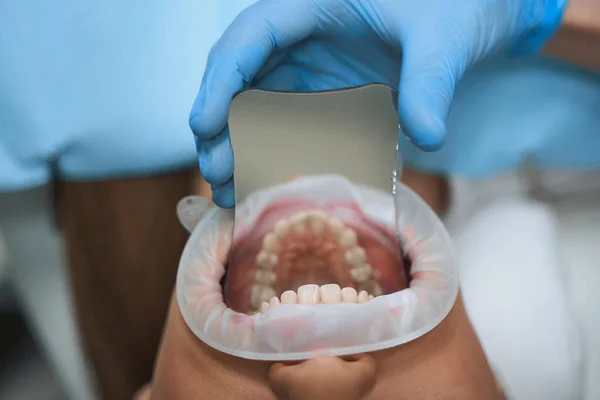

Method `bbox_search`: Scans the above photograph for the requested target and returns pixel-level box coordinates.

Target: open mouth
[176,174,458,360]
[225,198,411,315]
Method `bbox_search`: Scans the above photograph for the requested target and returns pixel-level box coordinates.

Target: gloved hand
[190,0,567,208]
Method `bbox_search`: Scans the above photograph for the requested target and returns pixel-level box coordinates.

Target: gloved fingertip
[197,154,210,177]
[197,149,233,185]
[406,128,446,152]
[189,89,207,136]
[203,169,234,186]
[195,128,234,185]
[189,89,227,140]
[189,113,207,139]
[197,164,233,188]
[211,179,235,209]
[401,117,446,152]
[398,98,447,152]
[190,115,227,142]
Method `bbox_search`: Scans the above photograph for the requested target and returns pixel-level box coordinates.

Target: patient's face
[148,184,504,399]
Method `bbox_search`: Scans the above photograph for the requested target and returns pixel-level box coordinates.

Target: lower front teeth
[256,283,376,314]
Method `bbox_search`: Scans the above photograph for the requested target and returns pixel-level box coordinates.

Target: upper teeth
[256,251,278,269]
[251,285,276,309]
[255,269,276,285]
[273,219,291,237]
[350,264,373,283]
[262,233,280,253]
[345,246,367,265]
[250,209,383,312]
[339,228,358,248]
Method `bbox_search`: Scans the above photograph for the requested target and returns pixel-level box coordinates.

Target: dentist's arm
[544,0,600,70]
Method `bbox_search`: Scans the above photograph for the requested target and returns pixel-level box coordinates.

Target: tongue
[224,198,409,313]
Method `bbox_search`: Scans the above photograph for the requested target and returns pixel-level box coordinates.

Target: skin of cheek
[148,293,500,400]
[149,295,275,400]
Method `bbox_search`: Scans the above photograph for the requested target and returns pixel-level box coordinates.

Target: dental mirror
[228,83,401,203]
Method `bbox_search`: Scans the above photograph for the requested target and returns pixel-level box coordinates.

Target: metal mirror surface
[228,84,400,203]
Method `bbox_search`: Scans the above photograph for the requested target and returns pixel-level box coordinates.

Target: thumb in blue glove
[190,0,567,208]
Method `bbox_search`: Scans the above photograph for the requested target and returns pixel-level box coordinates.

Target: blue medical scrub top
[0,0,249,192]
[398,55,600,176]
[1,1,600,192]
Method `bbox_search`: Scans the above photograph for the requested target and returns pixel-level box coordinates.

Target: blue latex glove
[190,0,567,208]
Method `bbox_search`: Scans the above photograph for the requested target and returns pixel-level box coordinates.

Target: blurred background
[0,298,67,400]
[0,174,209,400]
[1,1,600,400]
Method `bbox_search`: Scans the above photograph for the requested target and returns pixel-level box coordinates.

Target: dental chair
[447,175,586,400]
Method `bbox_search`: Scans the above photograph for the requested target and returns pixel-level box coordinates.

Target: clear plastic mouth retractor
[176,84,458,361]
